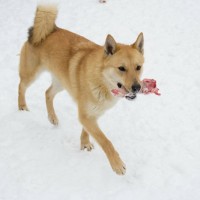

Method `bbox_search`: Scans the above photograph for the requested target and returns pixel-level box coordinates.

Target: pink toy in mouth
[111,78,161,100]
[141,79,161,96]
[111,88,127,97]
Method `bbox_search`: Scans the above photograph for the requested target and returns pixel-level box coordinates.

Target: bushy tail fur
[28,5,57,46]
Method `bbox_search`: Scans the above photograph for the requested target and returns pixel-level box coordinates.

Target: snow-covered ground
[0,0,200,199]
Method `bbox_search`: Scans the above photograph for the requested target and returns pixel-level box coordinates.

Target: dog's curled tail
[28,5,57,46]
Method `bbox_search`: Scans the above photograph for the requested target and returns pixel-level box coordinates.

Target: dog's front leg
[79,114,126,175]
[80,129,94,151]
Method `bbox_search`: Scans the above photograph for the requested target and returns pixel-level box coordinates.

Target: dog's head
[103,33,144,98]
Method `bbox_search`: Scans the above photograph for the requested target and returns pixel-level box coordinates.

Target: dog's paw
[81,142,94,151]
[110,154,126,175]
[19,105,29,111]
[48,114,59,126]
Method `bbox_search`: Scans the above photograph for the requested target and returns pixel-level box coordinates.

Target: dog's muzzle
[117,82,137,101]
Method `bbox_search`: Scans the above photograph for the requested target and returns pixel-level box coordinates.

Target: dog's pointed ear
[132,32,144,54]
[104,34,117,55]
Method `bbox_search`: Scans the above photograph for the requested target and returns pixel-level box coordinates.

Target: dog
[18,5,144,175]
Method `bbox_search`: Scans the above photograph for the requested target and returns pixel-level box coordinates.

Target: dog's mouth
[111,82,137,101]
[125,93,136,100]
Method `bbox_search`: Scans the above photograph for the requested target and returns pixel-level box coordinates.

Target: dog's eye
[118,66,126,71]
[136,65,141,71]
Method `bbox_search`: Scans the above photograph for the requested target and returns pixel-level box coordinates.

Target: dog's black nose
[132,84,141,93]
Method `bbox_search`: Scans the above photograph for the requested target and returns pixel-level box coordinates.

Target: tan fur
[18,5,144,175]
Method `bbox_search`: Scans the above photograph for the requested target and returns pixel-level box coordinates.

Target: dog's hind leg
[18,78,33,111]
[80,128,94,151]
[45,77,63,125]
[18,43,41,111]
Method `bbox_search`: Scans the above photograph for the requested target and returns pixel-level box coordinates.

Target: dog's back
[19,5,104,105]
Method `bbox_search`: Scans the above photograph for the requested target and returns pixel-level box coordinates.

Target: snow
[0,0,200,199]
